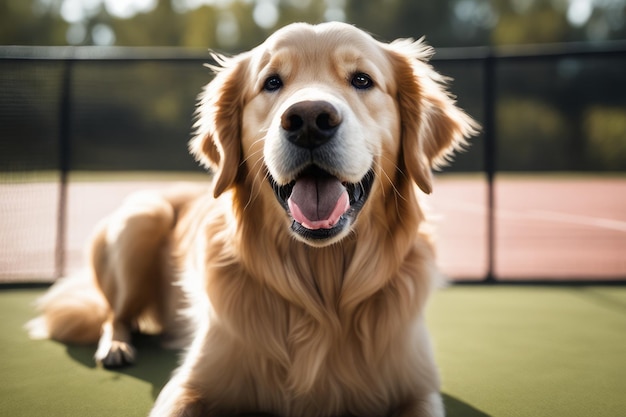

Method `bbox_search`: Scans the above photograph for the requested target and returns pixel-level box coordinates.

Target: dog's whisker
[242,145,264,166]
[248,154,270,184]
[382,153,411,187]
[243,165,268,212]
[375,157,409,223]
[243,154,275,213]
[249,135,267,149]
[379,155,408,202]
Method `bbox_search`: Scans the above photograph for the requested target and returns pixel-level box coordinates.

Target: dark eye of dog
[351,73,373,90]
[263,75,283,92]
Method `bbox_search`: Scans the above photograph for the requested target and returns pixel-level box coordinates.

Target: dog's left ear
[388,39,479,194]
[189,53,250,198]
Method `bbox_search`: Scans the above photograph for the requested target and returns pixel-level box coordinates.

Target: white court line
[528,210,626,233]
[432,200,626,233]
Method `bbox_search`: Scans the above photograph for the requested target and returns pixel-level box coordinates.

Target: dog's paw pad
[95,341,136,368]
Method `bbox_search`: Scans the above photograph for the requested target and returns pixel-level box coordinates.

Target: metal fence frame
[2,41,626,285]
[434,41,626,284]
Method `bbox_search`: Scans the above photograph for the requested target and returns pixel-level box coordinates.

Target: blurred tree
[491,0,570,44]
[109,0,187,46]
[1,0,68,45]
[1,0,625,48]
[586,106,626,169]
[345,0,493,46]
[179,6,217,48]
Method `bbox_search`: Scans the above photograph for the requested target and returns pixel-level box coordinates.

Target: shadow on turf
[569,287,626,316]
[65,340,490,416]
[443,394,491,417]
[66,333,180,398]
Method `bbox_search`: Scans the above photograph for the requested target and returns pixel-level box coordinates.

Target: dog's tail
[26,272,108,345]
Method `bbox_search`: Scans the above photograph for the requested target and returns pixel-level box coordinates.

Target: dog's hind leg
[91,191,176,368]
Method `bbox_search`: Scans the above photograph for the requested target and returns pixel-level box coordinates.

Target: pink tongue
[287,176,350,230]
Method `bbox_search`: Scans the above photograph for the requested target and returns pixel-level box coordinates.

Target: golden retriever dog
[28,22,477,417]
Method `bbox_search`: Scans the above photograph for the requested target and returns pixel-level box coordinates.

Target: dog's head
[191,22,478,246]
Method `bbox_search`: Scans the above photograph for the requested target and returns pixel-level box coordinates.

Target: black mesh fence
[0,49,210,281]
[1,43,625,283]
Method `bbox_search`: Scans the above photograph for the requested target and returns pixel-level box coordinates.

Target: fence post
[55,58,72,280]
[483,53,496,282]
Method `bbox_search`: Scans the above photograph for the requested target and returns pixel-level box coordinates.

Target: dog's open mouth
[269,166,375,242]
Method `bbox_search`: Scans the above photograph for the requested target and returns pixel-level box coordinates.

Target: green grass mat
[1,286,625,416]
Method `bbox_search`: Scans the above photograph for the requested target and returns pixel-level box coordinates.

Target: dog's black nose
[281,100,342,149]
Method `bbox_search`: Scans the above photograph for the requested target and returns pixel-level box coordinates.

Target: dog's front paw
[95,339,137,368]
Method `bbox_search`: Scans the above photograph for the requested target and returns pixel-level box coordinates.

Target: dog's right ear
[189,53,250,198]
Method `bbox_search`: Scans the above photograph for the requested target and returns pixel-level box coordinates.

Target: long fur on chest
[173,185,438,415]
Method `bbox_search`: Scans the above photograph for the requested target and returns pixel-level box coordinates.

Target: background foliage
[1,0,625,173]
[2,0,626,49]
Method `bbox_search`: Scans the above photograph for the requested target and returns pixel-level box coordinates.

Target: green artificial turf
[1,286,625,417]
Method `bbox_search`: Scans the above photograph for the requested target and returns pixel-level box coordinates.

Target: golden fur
[28,22,477,417]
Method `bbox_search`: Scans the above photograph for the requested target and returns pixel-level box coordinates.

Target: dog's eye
[263,75,283,92]
[351,73,373,90]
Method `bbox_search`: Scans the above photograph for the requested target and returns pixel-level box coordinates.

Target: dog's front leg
[94,319,136,367]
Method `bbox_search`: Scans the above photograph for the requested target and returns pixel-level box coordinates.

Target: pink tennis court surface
[1,174,625,282]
